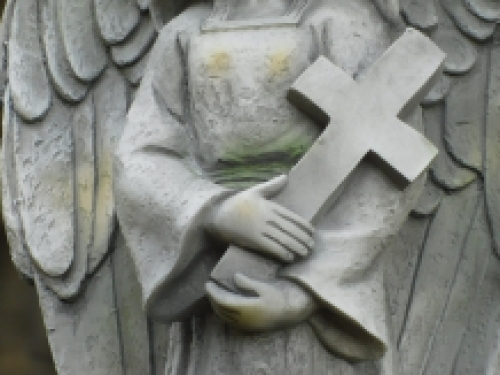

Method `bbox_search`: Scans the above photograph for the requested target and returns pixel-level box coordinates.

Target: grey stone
[4,0,500,374]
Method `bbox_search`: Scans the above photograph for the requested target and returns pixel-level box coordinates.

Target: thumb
[234,273,269,297]
[251,174,287,198]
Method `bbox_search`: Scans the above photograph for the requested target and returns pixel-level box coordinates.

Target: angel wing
[0,0,189,373]
[383,1,500,374]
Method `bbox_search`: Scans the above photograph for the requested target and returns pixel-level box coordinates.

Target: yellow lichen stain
[76,164,95,218]
[268,49,293,76]
[238,311,263,329]
[94,154,114,247]
[236,200,256,217]
[206,51,231,76]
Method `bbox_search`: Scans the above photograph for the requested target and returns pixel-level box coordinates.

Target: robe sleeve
[114,6,230,322]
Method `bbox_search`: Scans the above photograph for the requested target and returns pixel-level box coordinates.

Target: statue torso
[188,26,319,187]
[185,1,391,189]
[160,5,397,375]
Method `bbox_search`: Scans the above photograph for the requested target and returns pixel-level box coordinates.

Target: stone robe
[115,2,426,373]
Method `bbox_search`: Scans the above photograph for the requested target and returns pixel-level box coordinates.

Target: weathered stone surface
[4,0,500,374]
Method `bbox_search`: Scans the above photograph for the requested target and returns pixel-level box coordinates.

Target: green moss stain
[207,129,316,189]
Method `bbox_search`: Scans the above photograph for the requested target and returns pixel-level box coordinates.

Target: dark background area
[0,1,57,373]
[0,228,57,375]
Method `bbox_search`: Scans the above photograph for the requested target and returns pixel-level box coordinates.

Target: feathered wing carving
[385,1,500,374]
[1,0,176,299]
[1,0,188,373]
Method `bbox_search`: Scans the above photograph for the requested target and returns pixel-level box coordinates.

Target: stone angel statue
[2,0,500,373]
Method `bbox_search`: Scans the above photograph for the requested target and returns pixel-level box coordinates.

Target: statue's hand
[206,175,314,262]
[206,274,317,331]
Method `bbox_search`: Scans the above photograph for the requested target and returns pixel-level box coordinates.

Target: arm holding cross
[205,117,430,361]
[205,110,431,361]
[115,6,441,362]
[206,157,429,361]
[207,29,443,360]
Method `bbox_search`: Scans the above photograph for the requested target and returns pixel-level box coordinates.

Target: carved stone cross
[211,28,444,292]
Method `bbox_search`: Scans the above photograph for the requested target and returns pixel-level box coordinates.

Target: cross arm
[359,28,445,118]
[370,115,438,187]
[286,56,355,126]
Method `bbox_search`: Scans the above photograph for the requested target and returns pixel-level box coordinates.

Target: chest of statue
[187,26,320,173]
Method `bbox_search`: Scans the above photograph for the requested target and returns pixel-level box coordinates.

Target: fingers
[206,282,256,309]
[264,228,310,258]
[234,273,269,296]
[266,219,314,255]
[261,204,314,260]
[251,174,287,198]
[207,278,285,331]
[220,174,314,263]
[272,204,314,235]
[261,234,296,262]
[206,281,258,325]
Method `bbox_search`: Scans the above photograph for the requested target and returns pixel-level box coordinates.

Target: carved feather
[111,15,156,67]
[72,97,96,278]
[38,97,96,299]
[94,0,141,45]
[8,0,51,122]
[400,0,438,32]
[13,98,75,278]
[2,88,32,279]
[123,49,151,86]
[421,73,451,105]
[423,105,477,191]
[444,48,488,173]
[372,0,403,25]
[432,7,477,75]
[89,68,128,273]
[0,1,32,279]
[433,29,477,75]
[464,0,500,22]
[441,0,496,41]
[58,0,107,82]
[0,0,15,100]
[411,178,443,217]
[37,96,94,300]
[41,0,88,103]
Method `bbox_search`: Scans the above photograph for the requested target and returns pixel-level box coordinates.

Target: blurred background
[0,1,57,373]
[0,228,56,375]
